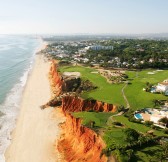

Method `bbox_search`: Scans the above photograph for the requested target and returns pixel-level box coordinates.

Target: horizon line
[1,32,168,36]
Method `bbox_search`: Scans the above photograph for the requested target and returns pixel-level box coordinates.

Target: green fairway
[59,66,168,162]
[60,66,125,106]
[114,116,166,136]
[60,66,168,110]
[125,70,168,110]
[73,112,167,162]
[73,111,113,128]
[103,128,126,147]
[73,112,128,147]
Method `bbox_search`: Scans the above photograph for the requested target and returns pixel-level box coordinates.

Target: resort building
[156,79,168,93]
[134,108,168,128]
[85,45,113,51]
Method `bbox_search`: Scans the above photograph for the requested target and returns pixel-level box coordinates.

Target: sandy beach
[5,54,65,162]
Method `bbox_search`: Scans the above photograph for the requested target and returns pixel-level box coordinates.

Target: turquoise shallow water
[0,35,41,161]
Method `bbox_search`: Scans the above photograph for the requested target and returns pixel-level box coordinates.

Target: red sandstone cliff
[58,113,107,162]
[62,96,117,113]
[49,60,63,96]
[48,61,115,162]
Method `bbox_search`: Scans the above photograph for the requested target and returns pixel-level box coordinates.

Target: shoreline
[0,39,49,162]
[5,51,65,162]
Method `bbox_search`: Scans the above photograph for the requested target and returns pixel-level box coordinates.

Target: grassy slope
[73,112,127,146]
[125,70,168,110]
[114,116,165,136]
[73,111,113,128]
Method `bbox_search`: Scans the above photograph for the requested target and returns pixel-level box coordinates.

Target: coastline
[48,61,109,162]
[5,48,65,162]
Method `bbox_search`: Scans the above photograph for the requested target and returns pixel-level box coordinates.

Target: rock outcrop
[49,61,97,96]
[62,96,117,113]
[58,113,107,162]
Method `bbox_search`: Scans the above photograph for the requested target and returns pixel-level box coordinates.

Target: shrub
[163,129,168,134]
[88,109,95,112]
[101,148,111,157]
[112,121,123,126]
[124,128,140,142]
[159,117,168,127]
[151,125,161,131]
[144,120,154,127]
[128,116,136,122]
[128,116,142,124]
[118,105,125,112]
[124,110,134,117]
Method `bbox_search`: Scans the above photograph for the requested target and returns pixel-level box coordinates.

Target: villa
[156,82,168,93]
[134,108,168,128]
[150,79,168,95]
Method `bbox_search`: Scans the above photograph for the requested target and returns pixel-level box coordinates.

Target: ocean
[0,35,42,162]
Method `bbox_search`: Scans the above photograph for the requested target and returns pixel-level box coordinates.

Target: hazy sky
[0,0,168,34]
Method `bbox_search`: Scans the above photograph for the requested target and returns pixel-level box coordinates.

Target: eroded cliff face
[62,96,117,113]
[49,61,97,96]
[58,113,107,162]
[49,60,63,96]
[49,61,113,162]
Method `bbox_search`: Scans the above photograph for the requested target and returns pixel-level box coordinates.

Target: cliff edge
[48,61,116,162]
[58,113,107,162]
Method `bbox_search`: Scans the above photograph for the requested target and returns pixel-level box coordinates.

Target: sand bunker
[62,72,81,77]
[147,72,155,74]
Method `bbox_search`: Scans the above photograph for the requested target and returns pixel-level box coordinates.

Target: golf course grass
[59,65,168,162]
[125,69,168,110]
[60,66,125,106]
[60,66,168,110]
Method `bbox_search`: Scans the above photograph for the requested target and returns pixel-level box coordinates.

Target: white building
[85,45,113,51]
[149,58,154,63]
[156,79,168,93]
[82,58,89,63]
[150,116,161,123]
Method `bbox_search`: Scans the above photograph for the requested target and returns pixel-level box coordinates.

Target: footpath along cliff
[48,61,117,162]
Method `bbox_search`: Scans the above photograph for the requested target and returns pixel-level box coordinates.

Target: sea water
[0,35,42,162]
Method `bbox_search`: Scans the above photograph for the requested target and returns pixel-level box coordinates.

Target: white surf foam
[0,37,43,162]
[0,55,35,162]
